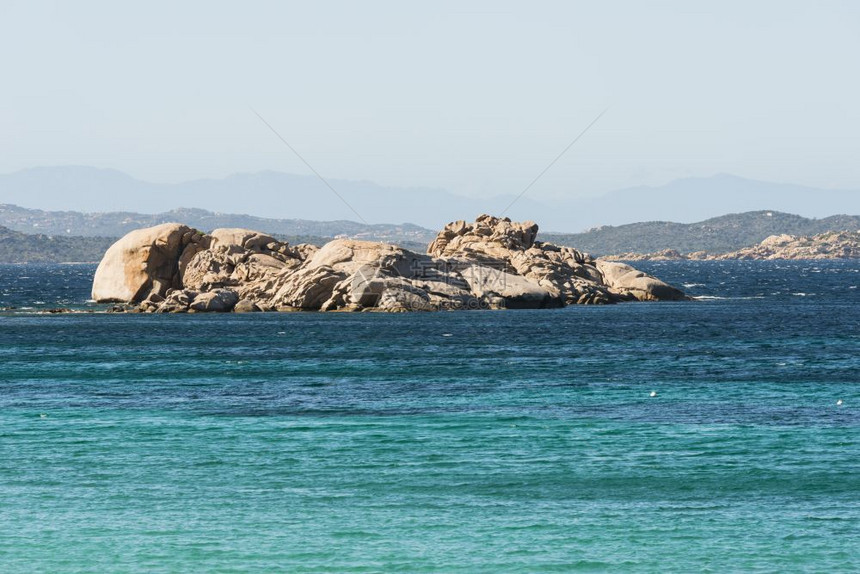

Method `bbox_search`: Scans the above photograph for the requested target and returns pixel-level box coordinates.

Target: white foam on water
[694,295,765,301]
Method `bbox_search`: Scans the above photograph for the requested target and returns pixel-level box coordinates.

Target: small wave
[683,283,706,288]
[792,292,813,297]
[694,295,765,301]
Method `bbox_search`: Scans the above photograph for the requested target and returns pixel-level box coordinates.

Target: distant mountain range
[2,166,860,232]
[2,208,859,263]
[0,166,547,232]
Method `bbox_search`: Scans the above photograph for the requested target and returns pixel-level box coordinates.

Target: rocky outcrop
[594,260,687,302]
[91,223,208,302]
[606,230,860,261]
[427,215,685,304]
[93,215,687,312]
[602,248,688,262]
[713,231,860,260]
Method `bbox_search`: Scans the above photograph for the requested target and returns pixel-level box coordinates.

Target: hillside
[542,211,860,256]
[0,224,419,264]
[0,204,437,245]
[3,208,860,263]
[578,174,860,228]
[0,226,114,263]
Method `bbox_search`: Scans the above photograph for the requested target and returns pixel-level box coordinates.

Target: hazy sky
[1,0,859,201]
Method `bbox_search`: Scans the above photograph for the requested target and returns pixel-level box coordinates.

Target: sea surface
[1,261,858,572]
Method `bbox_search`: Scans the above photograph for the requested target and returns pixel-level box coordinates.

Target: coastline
[605,230,860,262]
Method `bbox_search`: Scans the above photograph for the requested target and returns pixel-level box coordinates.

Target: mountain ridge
[0,166,547,230]
[3,166,860,232]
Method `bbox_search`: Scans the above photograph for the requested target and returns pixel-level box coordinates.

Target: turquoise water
[1,262,859,572]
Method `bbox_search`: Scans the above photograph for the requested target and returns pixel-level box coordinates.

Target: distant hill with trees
[0,203,436,245]
[542,211,860,256]
[3,209,860,262]
[0,226,114,263]
[0,225,336,263]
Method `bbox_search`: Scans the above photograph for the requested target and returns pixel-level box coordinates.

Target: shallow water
[1,261,858,571]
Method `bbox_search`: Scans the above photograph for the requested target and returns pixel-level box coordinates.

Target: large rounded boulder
[91,223,207,302]
[594,260,688,302]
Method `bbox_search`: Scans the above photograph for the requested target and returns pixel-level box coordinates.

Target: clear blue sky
[1,0,859,200]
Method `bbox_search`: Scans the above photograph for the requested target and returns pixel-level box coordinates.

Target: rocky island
[606,230,860,261]
[92,215,687,312]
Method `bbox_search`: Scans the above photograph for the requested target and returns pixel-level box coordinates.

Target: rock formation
[605,230,860,261]
[92,215,687,312]
[91,223,208,302]
[714,231,860,260]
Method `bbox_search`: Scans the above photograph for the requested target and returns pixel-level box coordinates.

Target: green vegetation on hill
[0,204,437,245]
[4,210,860,263]
[0,227,424,264]
[541,211,860,255]
[0,226,114,263]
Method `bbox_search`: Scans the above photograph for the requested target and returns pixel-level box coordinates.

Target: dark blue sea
[1,261,858,571]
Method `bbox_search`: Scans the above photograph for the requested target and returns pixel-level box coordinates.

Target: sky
[1,0,859,205]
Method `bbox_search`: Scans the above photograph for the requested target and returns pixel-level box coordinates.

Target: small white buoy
[650,391,657,398]
[837,399,843,407]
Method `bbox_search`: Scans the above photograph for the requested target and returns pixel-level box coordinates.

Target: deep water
[1,261,859,572]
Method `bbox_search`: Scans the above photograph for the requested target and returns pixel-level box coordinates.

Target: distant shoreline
[604,230,860,262]
[3,207,860,264]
